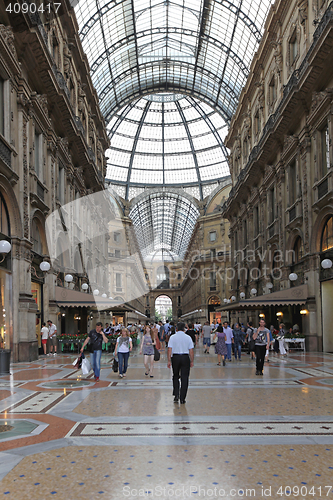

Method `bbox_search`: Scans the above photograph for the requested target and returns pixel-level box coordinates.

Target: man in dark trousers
[167,322,194,404]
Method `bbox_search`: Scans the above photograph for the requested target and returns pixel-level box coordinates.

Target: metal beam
[175,100,203,200]
[125,100,151,200]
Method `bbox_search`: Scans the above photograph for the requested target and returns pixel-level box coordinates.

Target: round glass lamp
[289,273,298,281]
[65,274,73,282]
[0,240,11,254]
[93,289,99,296]
[81,283,89,291]
[39,261,50,272]
[231,295,236,301]
[251,288,257,295]
[321,259,333,269]
[101,293,107,298]
[239,292,245,299]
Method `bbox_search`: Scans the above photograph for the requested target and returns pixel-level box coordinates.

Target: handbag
[112,357,119,373]
[154,345,160,361]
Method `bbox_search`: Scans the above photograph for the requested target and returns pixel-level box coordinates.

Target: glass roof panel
[129,191,200,260]
[106,94,230,199]
[75,0,274,120]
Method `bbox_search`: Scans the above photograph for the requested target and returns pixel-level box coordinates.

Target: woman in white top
[114,328,132,378]
[41,322,49,355]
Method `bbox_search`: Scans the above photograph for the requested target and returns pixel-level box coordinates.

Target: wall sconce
[0,240,11,263]
[81,283,89,291]
[289,273,298,281]
[93,289,99,296]
[321,259,333,269]
[61,313,66,317]
[266,282,273,289]
[101,293,107,298]
[65,274,73,283]
[223,298,228,303]
[231,295,236,301]
[276,311,283,317]
[259,313,265,318]
[300,309,308,315]
[251,288,257,295]
[240,292,245,299]
[28,260,51,278]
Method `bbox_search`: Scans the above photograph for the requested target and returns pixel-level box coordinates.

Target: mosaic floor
[1,347,333,499]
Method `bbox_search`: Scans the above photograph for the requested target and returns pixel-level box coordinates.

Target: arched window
[321,216,333,252]
[31,219,42,255]
[208,296,221,305]
[293,236,304,263]
[0,192,10,236]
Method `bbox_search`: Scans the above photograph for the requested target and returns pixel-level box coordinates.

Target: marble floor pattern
[1,347,333,499]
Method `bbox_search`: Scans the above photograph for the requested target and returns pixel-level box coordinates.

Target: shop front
[217,284,309,337]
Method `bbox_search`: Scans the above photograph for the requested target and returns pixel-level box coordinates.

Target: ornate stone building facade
[222,0,333,350]
[0,3,110,360]
[180,181,232,325]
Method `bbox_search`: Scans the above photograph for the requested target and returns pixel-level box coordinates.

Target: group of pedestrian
[40,320,58,356]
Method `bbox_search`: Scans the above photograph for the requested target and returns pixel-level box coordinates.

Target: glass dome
[105,93,230,200]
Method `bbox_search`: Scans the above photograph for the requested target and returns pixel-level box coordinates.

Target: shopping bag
[81,357,91,375]
[112,357,118,373]
[73,353,83,369]
[154,346,160,361]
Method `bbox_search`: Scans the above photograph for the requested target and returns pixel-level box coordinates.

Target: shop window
[293,236,304,263]
[0,76,4,136]
[0,192,10,236]
[321,216,333,252]
[320,123,330,178]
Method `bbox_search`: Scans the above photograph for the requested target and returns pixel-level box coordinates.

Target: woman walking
[139,325,156,377]
[252,319,270,375]
[114,328,133,378]
[214,325,227,366]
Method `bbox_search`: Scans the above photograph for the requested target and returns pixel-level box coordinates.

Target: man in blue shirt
[223,321,234,361]
[167,322,194,404]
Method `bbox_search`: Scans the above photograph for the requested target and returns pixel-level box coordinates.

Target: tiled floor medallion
[2,391,70,413]
[69,421,333,437]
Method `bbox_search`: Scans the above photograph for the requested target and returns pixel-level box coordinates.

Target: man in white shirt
[47,320,57,355]
[167,322,194,404]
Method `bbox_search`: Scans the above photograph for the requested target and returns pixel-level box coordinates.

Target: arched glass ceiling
[105,93,229,199]
[129,191,200,260]
[75,0,274,122]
